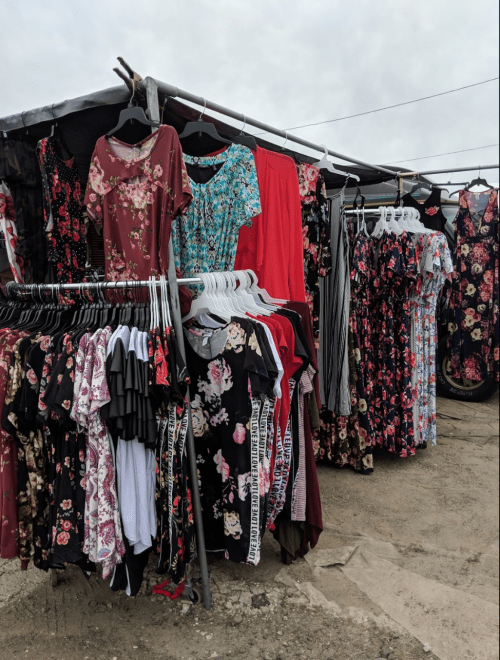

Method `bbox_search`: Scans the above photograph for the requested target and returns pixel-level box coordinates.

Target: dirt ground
[0,392,498,660]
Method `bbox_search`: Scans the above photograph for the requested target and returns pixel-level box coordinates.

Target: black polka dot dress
[37,136,87,283]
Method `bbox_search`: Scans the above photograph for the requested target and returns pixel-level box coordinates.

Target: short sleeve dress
[171,144,261,280]
[84,126,193,283]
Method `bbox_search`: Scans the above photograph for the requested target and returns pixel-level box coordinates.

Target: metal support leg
[145,76,212,610]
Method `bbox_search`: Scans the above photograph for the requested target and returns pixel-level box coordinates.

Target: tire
[436,336,498,402]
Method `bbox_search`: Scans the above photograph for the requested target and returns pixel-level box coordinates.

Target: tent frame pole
[144,77,398,178]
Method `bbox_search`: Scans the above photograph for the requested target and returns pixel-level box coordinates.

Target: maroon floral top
[84,126,193,283]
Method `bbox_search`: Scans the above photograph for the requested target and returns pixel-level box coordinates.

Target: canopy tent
[0,84,398,190]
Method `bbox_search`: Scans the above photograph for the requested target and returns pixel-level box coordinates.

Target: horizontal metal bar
[149,79,398,177]
[6,278,203,295]
[415,164,499,177]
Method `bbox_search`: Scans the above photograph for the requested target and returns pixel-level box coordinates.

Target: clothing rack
[7,270,214,610]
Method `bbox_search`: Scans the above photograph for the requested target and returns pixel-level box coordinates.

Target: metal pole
[399,164,499,177]
[6,278,203,295]
[145,76,212,610]
[148,78,399,178]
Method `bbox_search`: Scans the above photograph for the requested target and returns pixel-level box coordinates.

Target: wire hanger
[106,79,160,139]
[313,145,360,183]
[232,115,257,151]
[178,98,231,145]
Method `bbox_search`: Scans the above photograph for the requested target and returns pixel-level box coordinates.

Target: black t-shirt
[402,186,447,234]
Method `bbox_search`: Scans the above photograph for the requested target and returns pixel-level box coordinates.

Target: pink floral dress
[71,328,125,579]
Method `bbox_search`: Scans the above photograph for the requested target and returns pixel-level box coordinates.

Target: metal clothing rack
[6,270,213,610]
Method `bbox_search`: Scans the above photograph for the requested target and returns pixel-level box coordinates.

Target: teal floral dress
[172,144,261,282]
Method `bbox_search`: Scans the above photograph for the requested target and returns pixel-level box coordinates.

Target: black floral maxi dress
[447,189,499,383]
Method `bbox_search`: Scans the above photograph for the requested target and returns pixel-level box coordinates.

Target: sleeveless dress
[447,189,499,382]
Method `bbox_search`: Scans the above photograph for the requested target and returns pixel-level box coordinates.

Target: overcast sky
[1,0,499,182]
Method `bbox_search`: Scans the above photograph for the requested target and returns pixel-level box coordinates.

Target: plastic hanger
[245,269,287,305]
[106,80,160,139]
[387,207,403,235]
[313,145,361,183]
[465,167,495,191]
[232,116,257,151]
[183,273,232,323]
[372,207,388,238]
[178,99,231,145]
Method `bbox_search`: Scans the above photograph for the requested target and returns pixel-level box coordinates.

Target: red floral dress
[0,182,24,283]
[448,189,499,382]
[84,126,192,284]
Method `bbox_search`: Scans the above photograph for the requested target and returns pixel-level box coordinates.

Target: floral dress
[84,126,193,283]
[447,189,499,382]
[172,144,261,284]
[184,321,270,565]
[412,233,453,446]
[71,329,125,579]
[297,163,331,342]
[37,136,87,283]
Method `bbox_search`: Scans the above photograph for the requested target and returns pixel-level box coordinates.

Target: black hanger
[408,179,432,195]
[465,169,494,191]
[178,99,231,145]
[232,116,257,151]
[106,79,159,139]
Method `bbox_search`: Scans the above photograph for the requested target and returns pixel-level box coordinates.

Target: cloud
[0,0,498,174]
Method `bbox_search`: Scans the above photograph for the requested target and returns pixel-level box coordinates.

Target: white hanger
[387,207,403,235]
[236,271,273,316]
[372,206,388,237]
[246,269,287,305]
[313,145,361,183]
[182,272,232,323]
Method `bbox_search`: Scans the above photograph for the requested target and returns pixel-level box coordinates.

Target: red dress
[84,126,193,312]
[235,146,306,302]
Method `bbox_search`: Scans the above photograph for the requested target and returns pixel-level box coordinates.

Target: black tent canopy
[0,84,398,189]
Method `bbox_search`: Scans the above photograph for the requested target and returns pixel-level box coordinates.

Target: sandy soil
[0,393,497,660]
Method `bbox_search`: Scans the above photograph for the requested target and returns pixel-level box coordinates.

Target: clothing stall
[0,64,498,610]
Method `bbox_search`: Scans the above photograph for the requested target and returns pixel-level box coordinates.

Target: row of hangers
[184,270,287,325]
[351,206,431,238]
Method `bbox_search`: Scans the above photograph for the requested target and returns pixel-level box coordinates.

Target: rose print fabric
[297,163,331,343]
[71,329,125,579]
[84,126,192,284]
[37,136,87,284]
[447,189,499,382]
[184,321,270,565]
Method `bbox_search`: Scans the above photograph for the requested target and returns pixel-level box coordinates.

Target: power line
[386,144,500,165]
[261,77,499,133]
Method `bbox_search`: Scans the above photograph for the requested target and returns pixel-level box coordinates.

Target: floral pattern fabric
[71,329,125,579]
[448,189,499,382]
[84,126,192,284]
[297,163,331,342]
[184,321,270,565]
[37,136,87,283]
[411,233,453,446]
[0,181,24,283]
[172,144,261,283]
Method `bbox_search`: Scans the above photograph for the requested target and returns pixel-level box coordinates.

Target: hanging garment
[172,144,261,284]
[37,136,87,284]
[411,232,453,446]
[296,163,331,342]
[447,189,499,382]
[184,320,271,565]
[0,182,24,283]
[234,146,306,302]
[318,191,351,416]
[84,126,193,314]
[315,232,375,473]
[402,186,448,234]
[0,135,46,283]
